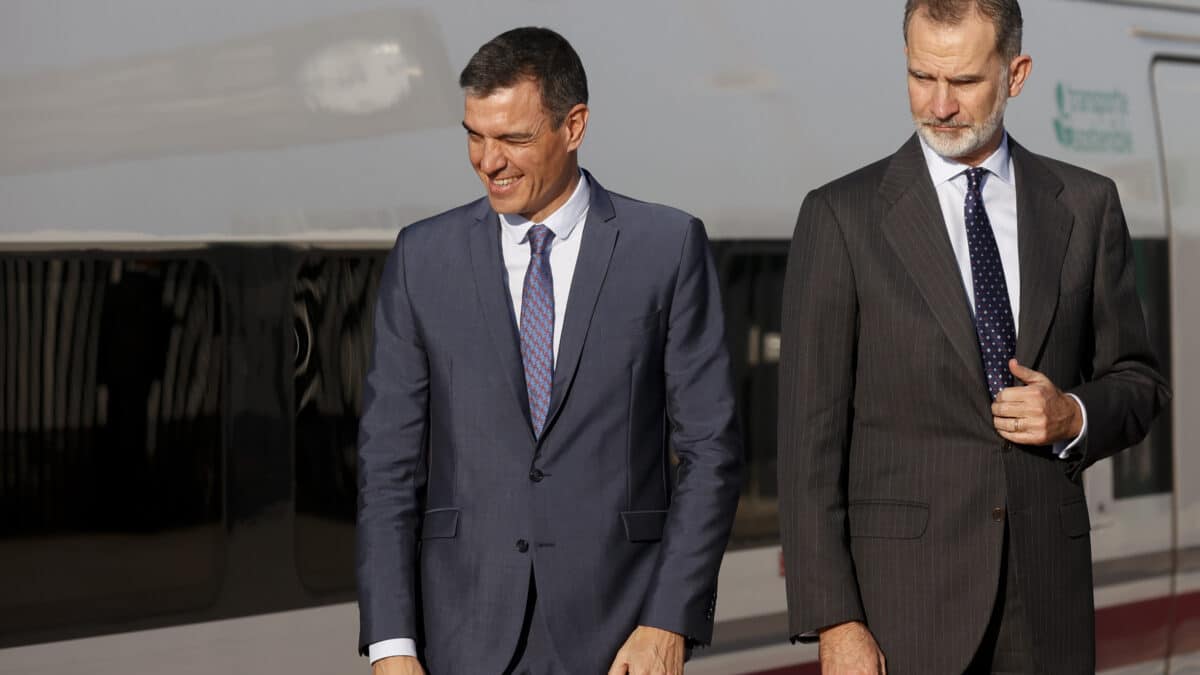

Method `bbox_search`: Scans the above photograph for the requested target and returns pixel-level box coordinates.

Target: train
[1,0,1198,672]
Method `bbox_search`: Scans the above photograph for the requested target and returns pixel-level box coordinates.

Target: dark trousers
[965,521,1037,674]
[503,571,567,675]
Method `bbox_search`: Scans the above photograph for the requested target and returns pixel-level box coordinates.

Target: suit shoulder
[394,198,485,248]
[1026,151,1117,192]
[608,191,700,228]
[606,191,705,248]
[811,155,893,202]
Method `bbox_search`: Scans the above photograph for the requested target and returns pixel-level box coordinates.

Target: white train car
[0,1,1197,673]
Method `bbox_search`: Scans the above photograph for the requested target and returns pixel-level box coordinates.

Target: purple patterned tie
[521,224,555,436]
[964,167,1016,399]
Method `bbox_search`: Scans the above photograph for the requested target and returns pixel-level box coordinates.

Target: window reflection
[0,256,223,636]
[293,253,384,592]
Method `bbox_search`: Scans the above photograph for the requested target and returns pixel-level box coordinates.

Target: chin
[486,195,520,214]
[918,125,983,160]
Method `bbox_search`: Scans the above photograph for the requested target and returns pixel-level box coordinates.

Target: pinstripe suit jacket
[778,135,1169,674]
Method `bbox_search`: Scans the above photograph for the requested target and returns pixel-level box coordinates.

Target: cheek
[466,144,483,168]
[967,91,996,118]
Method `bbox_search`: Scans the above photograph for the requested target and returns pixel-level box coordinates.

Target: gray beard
[915,90,1008,161]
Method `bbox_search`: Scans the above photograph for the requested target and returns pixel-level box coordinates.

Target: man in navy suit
[356,27,742,674]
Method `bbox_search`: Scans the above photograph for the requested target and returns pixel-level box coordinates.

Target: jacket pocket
[421,508,460,539]
[848,500,929,539]
[620,510,669,542]
[1059,498,1091,538]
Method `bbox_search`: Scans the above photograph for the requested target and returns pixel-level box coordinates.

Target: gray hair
[903,0,1023,62]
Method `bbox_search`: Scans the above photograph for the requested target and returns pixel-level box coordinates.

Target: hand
[819,621,886,675]
[372,656,425,675]
[991,360,1083,446]
[607,625,685,675]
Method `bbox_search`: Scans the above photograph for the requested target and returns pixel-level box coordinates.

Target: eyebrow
[460,121,536,142]
[908,68,985,84]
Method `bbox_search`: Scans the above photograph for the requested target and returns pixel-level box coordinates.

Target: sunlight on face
[462,79,586,223]
[906,7,1025,165]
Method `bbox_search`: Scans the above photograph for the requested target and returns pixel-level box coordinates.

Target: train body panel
[1,1,1198,673]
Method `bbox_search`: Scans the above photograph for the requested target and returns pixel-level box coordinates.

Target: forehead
[463,79,549,130]
[906,8,999,72]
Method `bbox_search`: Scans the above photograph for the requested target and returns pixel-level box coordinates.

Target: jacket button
[1001,442,1013,453]
[516,539,529,553]
[529,469,544,482]
[992,507,1005,522]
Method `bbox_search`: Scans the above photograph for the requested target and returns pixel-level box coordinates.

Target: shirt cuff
[1052,393,1088,459]
[368,638,417,664]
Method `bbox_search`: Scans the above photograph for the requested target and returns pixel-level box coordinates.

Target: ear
[1007,54,1033,98]
[563,103,589,152]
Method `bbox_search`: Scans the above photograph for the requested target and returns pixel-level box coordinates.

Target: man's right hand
[818,621,886,674]
[372,656,425,675]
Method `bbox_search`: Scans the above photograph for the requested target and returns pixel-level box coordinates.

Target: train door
[1154,57,1200,673]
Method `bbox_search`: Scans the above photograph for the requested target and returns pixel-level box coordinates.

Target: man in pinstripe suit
[778,1,1169,673]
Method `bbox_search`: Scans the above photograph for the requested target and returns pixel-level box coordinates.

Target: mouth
[488,175,523,194]
[924,121,969,133]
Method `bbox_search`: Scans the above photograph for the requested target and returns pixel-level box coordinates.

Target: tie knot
[965,167,988,191]
[527,224,554,256]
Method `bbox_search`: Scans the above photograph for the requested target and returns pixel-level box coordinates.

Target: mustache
[918,119,972,129]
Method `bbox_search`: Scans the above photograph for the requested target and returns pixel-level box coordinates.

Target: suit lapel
[1011,139,1073,366]
[543,175,618,438]
[468,199,533,435]
[878,135,987,387]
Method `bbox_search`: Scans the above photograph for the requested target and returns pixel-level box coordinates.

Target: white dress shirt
[500,171,591,364]
[918,134,1087,458]
[367,172,591,665]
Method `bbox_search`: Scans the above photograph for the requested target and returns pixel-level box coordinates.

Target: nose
[931,83,959,121]
[478,139,506,175]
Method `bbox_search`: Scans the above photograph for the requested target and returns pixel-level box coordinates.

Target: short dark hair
[459,27,588,128]
[903,0,1023,62]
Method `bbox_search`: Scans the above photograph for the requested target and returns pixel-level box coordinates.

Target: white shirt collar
[499,170,590,245]
[919,131,1013,187]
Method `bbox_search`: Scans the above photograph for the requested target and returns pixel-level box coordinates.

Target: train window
[0,255,224,640]
[293,253,385,592]
[714,242,790,549]
[1111,239,1173,499]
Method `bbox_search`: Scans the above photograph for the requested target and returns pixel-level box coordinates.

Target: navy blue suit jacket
[356,173,743,673]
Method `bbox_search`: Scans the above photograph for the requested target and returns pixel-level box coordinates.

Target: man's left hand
[607,625,685,675]
[991,359,1083,445]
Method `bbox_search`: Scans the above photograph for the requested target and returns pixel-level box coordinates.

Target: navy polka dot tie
[964,167,1016,399]
[521,224,555,437]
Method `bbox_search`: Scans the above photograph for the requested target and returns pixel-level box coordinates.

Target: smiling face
[463,78,588,222]
[906,6,1031,165]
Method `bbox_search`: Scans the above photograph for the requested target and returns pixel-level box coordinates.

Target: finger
[992,416,1022,433]
[607,653,629,675]
[994,384,1027,402]
[1009,359,1047,385]
[997,429,1045,445]
[991,400,1023,418]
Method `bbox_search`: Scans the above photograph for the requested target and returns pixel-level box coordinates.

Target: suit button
[1001,442,1013,454]
[529,469,544,482]
[992,507,1005,522]
[516,539,529,553]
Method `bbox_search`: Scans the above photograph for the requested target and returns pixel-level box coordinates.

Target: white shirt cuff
[1052,393,1088,459]
[368,638,417,664]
